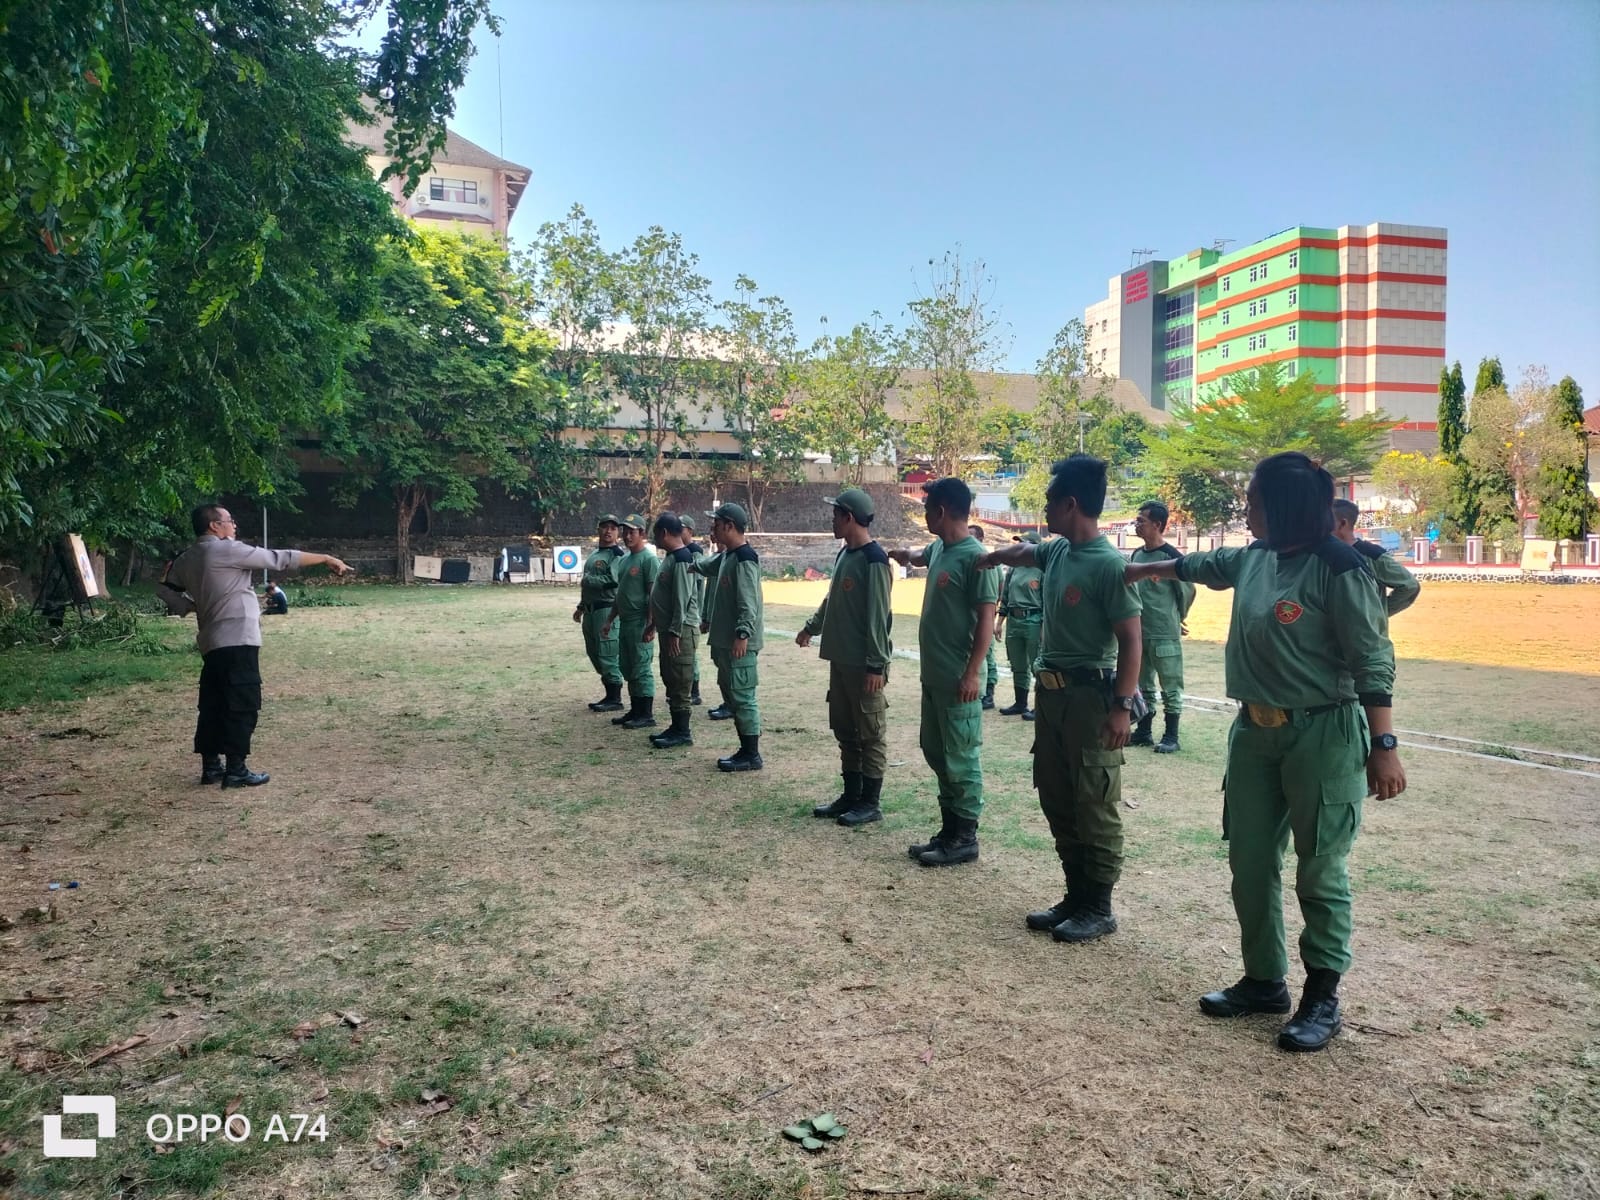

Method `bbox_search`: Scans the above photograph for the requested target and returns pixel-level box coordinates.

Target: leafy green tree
[607,227,714,516]
[1533,375,1596,539]
[978,404,1033,469]
[1030,319,1116,459]
[1371,452,1458,539]
[1461,367,1579,548]
[324,231,557,581]
[1437,361,1467,462]
[705,277,807,529]
[1474,356,1506,396]
[793,316,901,487]
[899,251,1008,479]
[1141,363,1391,528]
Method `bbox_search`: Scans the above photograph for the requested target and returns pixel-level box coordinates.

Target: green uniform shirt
[612,546,660,618]
[1036,535,1142,671]
[580,544,625,608]
[1179,537,1396,708]
[998,562,1045,622]
[1354,540,1422,616]
[1129,543,1195,641]
[697,543,764,651]
[686,541,712,617]
[918,536,1000,688]
[649,546,700,638]
[801,541,894,672]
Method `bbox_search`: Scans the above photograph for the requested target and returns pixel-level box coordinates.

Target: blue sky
[438,0,1599,399]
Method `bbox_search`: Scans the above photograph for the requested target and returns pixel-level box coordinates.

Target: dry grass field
[1,580,1597,1199]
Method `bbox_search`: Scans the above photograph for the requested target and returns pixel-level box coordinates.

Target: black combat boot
[1026,882,1078,931]
[907,805,952,859]
[999,687,1029,716]
[1021,703,1035,722]
[981,684,996,711]
[589,681,624,713]
[1199,976,1292,1018]
[199,755,225,785]
[1129,711,1156,747]
[620,697,657,729]
[918,816,979,866]
[717,734,763,772]
[837,775,883,826]
[707,698,735,720]
[1154,713,1181,754]
[1051,882,1117,941]
[690,682,702,706]
[1277,969,1343,1052]
[649,711,693,748]
[221,756,269,789]
[813,770,862,818]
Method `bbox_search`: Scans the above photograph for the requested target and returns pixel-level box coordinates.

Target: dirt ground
[1,582,1597,1199]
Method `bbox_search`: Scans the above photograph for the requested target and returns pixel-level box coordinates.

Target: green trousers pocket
[1315,777,1365,856]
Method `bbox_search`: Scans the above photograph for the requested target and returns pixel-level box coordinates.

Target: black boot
[999,687,1029,716]
[221,756,269,789]
[918,816,979,866]
[1154,713,1181,754]
[837,775,883,826]
[620,696,657,729]
[717,734,763,772]
[1051,881,1116,941]
[1129,711,1156,747]
[1199,976,1292,1018]
[1021,702,1035,722]
[1026,883,1077,931]
[981,685,996,711]
[589,681,624,713]
[649,711,693,748]
[1277,969,1343,1052]
[813,770,862,818]
[199,755,225,785]
[907,805,952,859]
[707,697,735,720]
[691,682,702,706]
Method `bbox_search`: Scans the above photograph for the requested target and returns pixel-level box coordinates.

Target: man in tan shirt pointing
[164,504,351,788]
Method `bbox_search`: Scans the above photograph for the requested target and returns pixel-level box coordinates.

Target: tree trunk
[395,485,419,584]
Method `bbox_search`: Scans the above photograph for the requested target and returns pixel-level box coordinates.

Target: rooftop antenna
[496,37,504,155]
[1211,238,1235,254]
[1130,248,1156,267]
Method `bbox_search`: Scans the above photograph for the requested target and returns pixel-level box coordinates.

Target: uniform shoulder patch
[1311,536,1371,577]
[862,541,890,566]
[734,544,760,564]
[1155,543,1182,561]
[1353,539,1386,559]
[669,546,696,564]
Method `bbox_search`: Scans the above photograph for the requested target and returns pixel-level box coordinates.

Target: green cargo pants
[919,685,984,820]
[582,606,622,685]
[827,662,889,779]
[618,616,655,699]
[1004,619,1042,694]
[1223,702,1368,980]
[983,639,999,691]
[1138,638,1185,715]
[658,629,698,717]
[713,647,761,736]
[1033,680,1125,885]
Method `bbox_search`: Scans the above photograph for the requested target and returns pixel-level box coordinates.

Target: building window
[1287,361,1298,377]
[1287,287,1298,306]
[1248,301,1257,318]
[1221,277,1230,293]
[1287,325,1297,343]
[1289,251,1298,270]
[1248,265,1258,283]
[1163,292,1195,320]
[1259,297,1268,315]
[1163,323,1194,350]
[1163,354,1193,383]
[1221,310,1230,326]
[1101,320,1107,332]
[1259,261,1269,280]
[1220,344,1230,360]
[429,177,478,204]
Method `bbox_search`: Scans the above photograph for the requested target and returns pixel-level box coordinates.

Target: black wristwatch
[1373,733,1399,752]
[1112,695,1138,713]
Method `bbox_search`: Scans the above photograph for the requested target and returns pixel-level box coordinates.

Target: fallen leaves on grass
[290,1013,343,1040]
[83,1033,149,1067]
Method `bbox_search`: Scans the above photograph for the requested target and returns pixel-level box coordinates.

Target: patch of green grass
[1362,863,1437,894]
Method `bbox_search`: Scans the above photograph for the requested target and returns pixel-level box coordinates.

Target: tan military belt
[1244,703,1289,728]
[1036,667,1113,691]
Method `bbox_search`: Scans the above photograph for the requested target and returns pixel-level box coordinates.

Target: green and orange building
[1083,222,1447,435]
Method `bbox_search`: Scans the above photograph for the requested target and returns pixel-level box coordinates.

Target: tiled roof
[1584,405,1600,437]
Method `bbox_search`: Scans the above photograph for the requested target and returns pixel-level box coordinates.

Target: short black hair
[1138,500,1169,529]
[967,523,984,538]
[652,511,684,538]
[1331,499,1360,524]
[192,504,225,536]
[1251,452,1335,551]
[922,477,973,518]
[1045,454,1108,517]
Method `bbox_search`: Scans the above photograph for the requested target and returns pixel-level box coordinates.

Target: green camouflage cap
[619,513,648,531]
[596,513,621,527]
[824,488,875,522]
[1011,530,1042,544]
[707,502,750,531]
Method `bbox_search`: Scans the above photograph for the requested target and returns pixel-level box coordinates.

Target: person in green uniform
[645,513,701,749]
[695,502,765,772]
[799,488,895,826]
[601,514,660,729]
[889,478,999,867]
[968,523,1000,710]
[1129,501,1196,753]
[575,515,627,713]
[1126,452,1407,1053]
[995,531,1045,721]
[980,455,1143,940]
[697,524,735,721]
[1332,500,1422,618]
[681,515,706,705]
